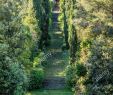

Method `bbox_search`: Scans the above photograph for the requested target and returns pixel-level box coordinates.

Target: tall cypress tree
[63,0,69,49]
[33,0,51,50]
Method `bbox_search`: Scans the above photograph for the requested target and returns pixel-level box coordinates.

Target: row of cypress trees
[59,0,113,94]
[59,0,77,63]
[33,0,51,50]
[0,0,52,94]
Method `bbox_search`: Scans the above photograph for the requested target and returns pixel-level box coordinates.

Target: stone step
[43,77,66,89]
[50,29,61,31]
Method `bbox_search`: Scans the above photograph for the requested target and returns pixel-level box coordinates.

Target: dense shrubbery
[66,63,87,87]
[76,63,87,77]
[60,0,113,94]
[66,65,77,87]
[0,0,32,94]
[85,35,113,94]
[0,0,51,94]
[2,0,113,94]
[0,44,28,95]
[28,68,44,90]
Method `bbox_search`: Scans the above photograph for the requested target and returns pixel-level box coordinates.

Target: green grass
[26,89,73,95]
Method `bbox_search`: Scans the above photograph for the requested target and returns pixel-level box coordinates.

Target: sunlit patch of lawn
[26,89,73,95]
[56,70,66,77]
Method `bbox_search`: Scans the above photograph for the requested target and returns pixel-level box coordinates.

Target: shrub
[41,61,48,67]
[66,63,87,87]
[28,68,44,90]
[0,44,28,95]
[86,36,113,94]
[76,63,87,77]
[66,65,77,87]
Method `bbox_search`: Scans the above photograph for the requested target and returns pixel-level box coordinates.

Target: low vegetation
[1,0,113,95]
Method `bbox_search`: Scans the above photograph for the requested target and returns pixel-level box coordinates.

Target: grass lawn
[26,89,73,95]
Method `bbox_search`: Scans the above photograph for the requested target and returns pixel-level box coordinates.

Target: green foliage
[66,63,87,87]
[33,52,46,68]
[60,0,113,94]
[80,39,92,48]
[66,65,77,87]
[0,0,40,68]
[76,63,87,77]
[33,0,52,50]
[74,0,113,94]
[0,0,50,94]
[28,68,44,90]
[59,0,78,63]
[0,44,28,95]
[85,35,113,94]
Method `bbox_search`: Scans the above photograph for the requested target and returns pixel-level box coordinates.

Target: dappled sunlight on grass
[26,89,73,95]
[54,31,62,35]
[45,67,66,77]
[26,93,32,95]
[56,70,66,77]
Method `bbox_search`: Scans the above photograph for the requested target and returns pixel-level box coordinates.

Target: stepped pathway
[43,3,68,90]
[26,3,73,95]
